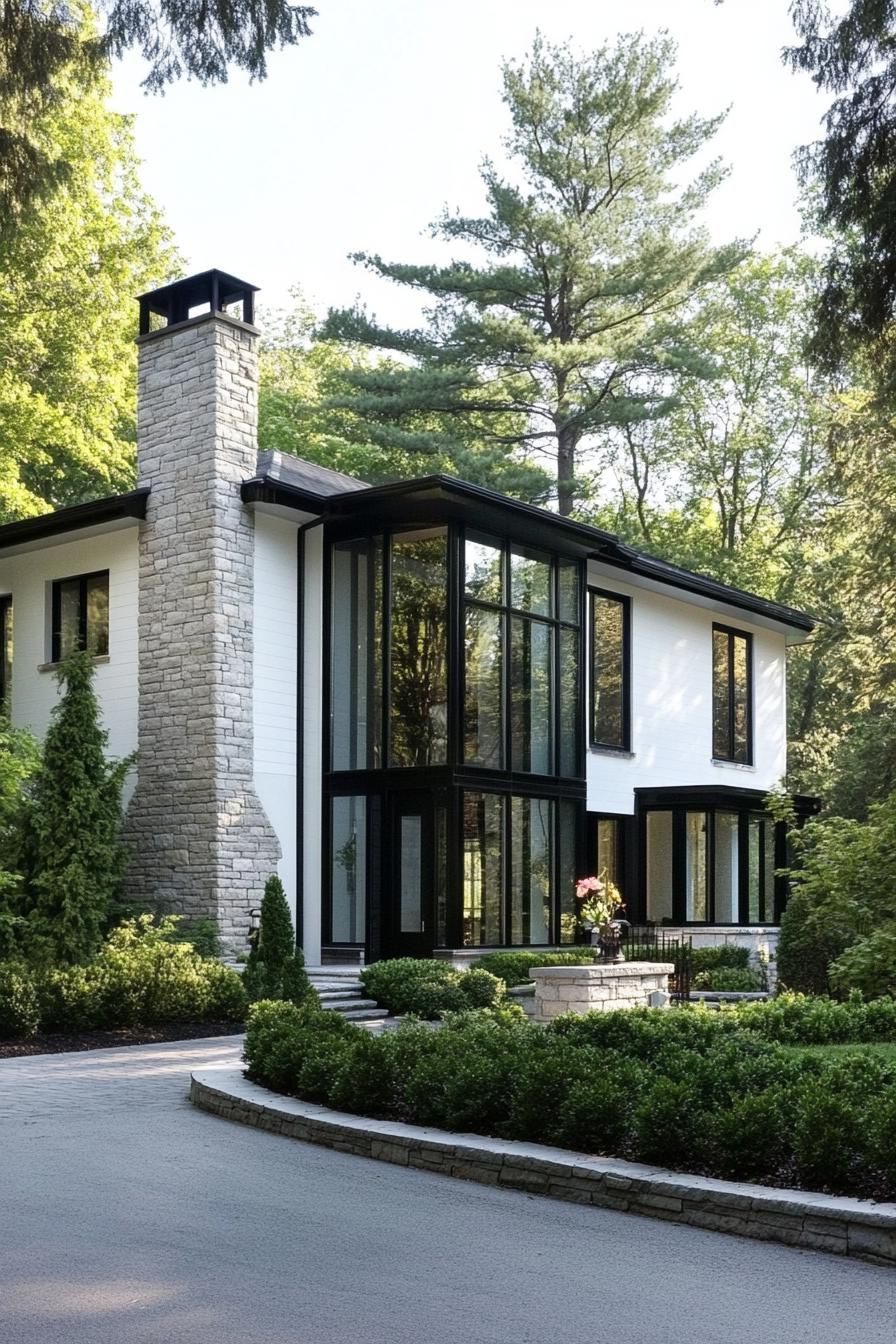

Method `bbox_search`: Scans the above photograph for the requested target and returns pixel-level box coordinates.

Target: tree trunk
[557,426,577,517]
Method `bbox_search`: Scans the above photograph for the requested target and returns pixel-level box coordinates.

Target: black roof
[242,467,815,634]
[0,489,149,553]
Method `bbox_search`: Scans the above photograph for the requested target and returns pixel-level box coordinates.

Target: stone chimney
[123,270,280,951]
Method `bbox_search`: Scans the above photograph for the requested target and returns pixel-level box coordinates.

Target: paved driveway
[0,1037,894,1344]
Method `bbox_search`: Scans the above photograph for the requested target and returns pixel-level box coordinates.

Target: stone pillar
[122,306,280,952]
[529,963,675,1020]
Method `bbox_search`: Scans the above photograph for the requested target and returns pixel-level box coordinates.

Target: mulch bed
[0,1021,245,1058]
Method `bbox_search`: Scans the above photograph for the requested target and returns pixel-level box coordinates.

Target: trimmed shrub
[0,961,40,1037]
[361,958,504,1018]
[472,951,592,987]
[243,876,314,1007]
[692,967,765,992]
[829,928,896,1000]
[689,945,751,974]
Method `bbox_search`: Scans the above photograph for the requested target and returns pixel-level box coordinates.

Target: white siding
[585,564,788,816]
[252,513,300,920]
[0,529,139,795]
[301,526,324,965]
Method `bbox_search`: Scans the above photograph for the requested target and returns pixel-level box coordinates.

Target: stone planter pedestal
[529,963,675,1021]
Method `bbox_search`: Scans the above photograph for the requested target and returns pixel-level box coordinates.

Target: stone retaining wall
[191,1068,896,1267]
[530,963,674,1020]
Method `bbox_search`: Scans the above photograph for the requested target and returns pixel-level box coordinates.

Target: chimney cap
[137,269,259,335]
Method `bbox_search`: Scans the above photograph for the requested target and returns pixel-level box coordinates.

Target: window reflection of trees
[390,531,449,767]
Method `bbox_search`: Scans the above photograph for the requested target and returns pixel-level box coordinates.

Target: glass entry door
[389,795,434,958]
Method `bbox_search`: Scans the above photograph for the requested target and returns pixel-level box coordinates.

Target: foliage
[0,915,247,1037]
[692,967,766,993]
[160,915,220,960]
[829,929,896,1001]
[0,960,41,1037]
[472,951,594,987]
[688,945,752,975]
[360,957,505,1019]
[0,20,178,518]
[258,292,550,503]
[18,653,133,964]
[785,1,896,379]
[323,31,744,515]
[242,875,314,1007]
[243,997,896,1198]
[0,707,39,911]
[776,795,896,995]
[2,0,314,223]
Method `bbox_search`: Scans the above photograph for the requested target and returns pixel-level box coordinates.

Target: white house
[0,271,818,963]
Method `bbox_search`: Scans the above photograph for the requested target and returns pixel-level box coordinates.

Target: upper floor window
[589,589,630,750]
[712,624,752,764]
[51,571,109,664]
[0,596,11,704]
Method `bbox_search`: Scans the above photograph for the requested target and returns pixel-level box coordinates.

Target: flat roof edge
[0,489,150,552]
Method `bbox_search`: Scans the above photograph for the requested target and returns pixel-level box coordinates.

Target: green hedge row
[360,958,505,1018]
[243,998,896,1199]
[473,944,752,989]
[0,919,247,1038]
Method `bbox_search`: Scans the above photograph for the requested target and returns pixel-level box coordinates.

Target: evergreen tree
[243,874,313,1005]
[324,32,745,515]
[258,292,551,503]
[0,12,178,519]
[786,1,896,378]
[21,652,132,963]
[2,0,315,223]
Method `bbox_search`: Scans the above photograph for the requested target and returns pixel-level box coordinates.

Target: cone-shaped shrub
[21,652,133,964]
[243,875,314,1006]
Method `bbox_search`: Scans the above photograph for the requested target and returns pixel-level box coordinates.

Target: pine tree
[324,32,745,515]
[243,874,313,1005]
[21,651,133,963]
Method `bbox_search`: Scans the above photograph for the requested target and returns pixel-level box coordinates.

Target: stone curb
[190,1067,896,1267]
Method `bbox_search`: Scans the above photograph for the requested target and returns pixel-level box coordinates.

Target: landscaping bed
[242,994,896,1202]
[0,1020,244,1058]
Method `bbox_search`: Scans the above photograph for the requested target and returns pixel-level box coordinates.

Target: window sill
[589,745,635,759]
[38,654,110,674]
[711,758,755,772]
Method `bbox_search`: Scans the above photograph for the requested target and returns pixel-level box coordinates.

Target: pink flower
[575,875,604,900]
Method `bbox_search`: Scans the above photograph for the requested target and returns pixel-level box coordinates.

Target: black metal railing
[621,926,693,1002]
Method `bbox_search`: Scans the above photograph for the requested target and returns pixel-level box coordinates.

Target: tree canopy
[323,32,746,515]
[1,0,315,223]
[0,29,178,519]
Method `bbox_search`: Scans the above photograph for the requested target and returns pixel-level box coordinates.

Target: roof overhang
[0,489,149,558]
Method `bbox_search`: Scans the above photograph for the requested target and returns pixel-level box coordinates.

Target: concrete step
[316,986,364,997]
[318,997,381,1012]
[339,1007,390,1021]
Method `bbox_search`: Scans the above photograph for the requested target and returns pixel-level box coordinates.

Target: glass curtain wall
[390,530,449,767]
[330,796,367,942]
[643,805,779,924]
[330,538,383,770]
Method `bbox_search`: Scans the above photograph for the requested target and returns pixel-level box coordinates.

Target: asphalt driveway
[0,1037,893,1344]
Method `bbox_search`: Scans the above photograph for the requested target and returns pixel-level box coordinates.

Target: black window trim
[589,586,631,752]
[50,569,110,664]
[712,622,754,766]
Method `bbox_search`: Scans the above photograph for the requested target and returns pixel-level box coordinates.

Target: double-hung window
[712,624,752,764]
[589,589,630,750]
[51,571,109,663]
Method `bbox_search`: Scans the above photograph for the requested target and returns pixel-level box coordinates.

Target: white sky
[111,0,830,327]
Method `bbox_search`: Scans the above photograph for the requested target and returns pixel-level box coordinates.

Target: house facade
[0,272,818,963]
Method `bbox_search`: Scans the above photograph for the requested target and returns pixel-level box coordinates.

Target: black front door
[388,795,434,958]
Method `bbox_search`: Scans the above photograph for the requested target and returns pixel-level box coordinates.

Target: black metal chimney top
[137,269,258,336]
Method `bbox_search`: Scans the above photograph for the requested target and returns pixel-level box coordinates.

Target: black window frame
[712,623,753,765]
[589,587,631,752]
[50,570,110,664]
[0,595,11,705]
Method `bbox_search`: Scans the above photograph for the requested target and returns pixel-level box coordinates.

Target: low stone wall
[529,963,674,1020]
[191,1068,896,1266]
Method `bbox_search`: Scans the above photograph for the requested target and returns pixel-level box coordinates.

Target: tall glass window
[685,812,708,921]
[390,530,449,767]
[590,590,629,749]
[712,625,753,763]
[330,538,382,769]
[713,812,740,922]
[462,793,504,946]
[558,800,578,944]
[331,796,367,942]
[511,796,552,944]
[596,817,624,908]
[463,533,581,778]
[646,810,674,922]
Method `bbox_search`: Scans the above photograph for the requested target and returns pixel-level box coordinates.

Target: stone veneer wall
[122,314,280,951]
[530,963,675,1020]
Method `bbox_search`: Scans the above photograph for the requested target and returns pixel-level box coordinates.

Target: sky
[111,0,831,328]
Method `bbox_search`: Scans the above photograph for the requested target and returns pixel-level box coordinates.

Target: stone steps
[307,969,389,1022]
